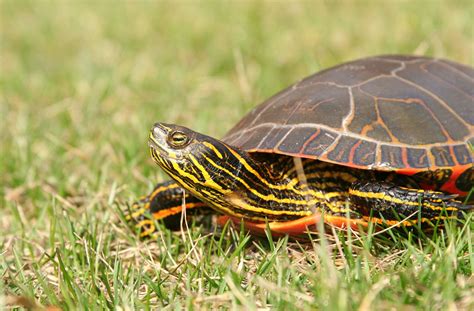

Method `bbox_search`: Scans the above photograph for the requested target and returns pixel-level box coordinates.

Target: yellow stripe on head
[204,142,224,159]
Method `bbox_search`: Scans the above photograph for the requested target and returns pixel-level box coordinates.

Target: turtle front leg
[126,180,208,237]
[349,181,471,226]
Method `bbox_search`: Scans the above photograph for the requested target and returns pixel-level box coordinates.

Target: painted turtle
[127,55,473,237]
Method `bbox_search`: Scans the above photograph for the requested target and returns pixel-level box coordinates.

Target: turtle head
[149,123,199,163]
[148,123,238,193]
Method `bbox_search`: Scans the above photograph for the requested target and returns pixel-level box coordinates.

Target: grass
[1,0,473,309]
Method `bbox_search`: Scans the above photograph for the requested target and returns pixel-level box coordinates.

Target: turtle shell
[223,55,473,195]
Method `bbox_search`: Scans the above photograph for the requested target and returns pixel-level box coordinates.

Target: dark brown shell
[224,55,474,175]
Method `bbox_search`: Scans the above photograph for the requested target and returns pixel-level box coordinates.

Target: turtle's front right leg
[349,181,471,226]
[126,180,208,237]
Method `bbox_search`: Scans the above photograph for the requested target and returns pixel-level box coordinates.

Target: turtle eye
[168,131,190,148]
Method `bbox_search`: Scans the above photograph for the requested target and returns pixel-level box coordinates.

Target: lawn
[1,1,473,309]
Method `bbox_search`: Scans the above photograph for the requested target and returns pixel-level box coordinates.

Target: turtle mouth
[148,137,168,157]
[148,123,171,156]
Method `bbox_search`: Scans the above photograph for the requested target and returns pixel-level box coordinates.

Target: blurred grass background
[1,1,473,309]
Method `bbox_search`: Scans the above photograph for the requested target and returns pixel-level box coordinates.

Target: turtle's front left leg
[349,181,472,226]
[126,180,208,237]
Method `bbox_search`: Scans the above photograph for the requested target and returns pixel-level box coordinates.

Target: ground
[1,1,473,310]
